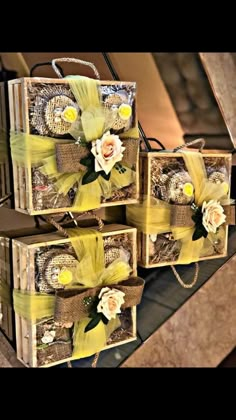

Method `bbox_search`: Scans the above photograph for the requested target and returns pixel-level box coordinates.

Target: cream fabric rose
[202,200,226,233]
[91,131,126,175]
[41,330,56,344]
[97,287,125,320]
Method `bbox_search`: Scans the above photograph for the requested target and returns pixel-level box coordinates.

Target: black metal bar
[30,61,65,78]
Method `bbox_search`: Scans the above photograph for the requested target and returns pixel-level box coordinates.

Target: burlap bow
[54,277,144,323]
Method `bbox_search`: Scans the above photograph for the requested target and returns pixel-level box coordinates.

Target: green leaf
[192,229,203,241]
[80,155,94,168]
[101,314,109,325]
[192,214,198,223]
[82,170,99,185]
[99,171,111,181]
[36,343,49,350]
[84,313,102,333]
[202,228,208,238]
[192,225,208,241]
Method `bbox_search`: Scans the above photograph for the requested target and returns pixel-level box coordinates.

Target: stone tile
[0,332,23,368]
[137,297,173,341]
[122,254,236,367]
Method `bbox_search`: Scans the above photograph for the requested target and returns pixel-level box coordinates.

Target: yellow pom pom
[183,182,194,197]
[118,104,132,121]
[58,268,73,285]
[61,106,78,123]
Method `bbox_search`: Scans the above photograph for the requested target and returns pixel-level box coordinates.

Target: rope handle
[92,352,100,367]
[51,57,100,80]
[173,138,205,153]
[61,211,104,232]
[45,211,104,238]
[171,262,199,289]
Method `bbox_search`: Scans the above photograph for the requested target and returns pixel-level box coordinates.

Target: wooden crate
[12,224,137,368]
[137,152,232,268]
[8,77,139,215]
[0,82,11,207]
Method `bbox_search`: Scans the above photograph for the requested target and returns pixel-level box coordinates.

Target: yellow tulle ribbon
[13,228,132,360]
[127,151,230,264]
[13,290,55,319]
[10,131,135,211]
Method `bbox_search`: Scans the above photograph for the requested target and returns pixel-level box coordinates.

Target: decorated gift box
[127,140,235,273]
[12,223,144,367]
[8,58,139,216]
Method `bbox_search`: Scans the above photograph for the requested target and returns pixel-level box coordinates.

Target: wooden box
[12,224,137,367]
[0,82,12,207]
[135,151,232,268]
[8,77,139,215]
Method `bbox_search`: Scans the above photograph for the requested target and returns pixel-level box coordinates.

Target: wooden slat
[12,241,23,361]
[2,239,9,338]
[5,239,13,341]
[12,163,20,209]
[14,83,26,211]
[19,246,29,365]
[4,161,11,201]
[8,83,16,132]
[1,84,7,131]
[27,248,37,367]
[0,238,8,336]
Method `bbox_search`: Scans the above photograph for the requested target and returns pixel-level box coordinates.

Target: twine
[51,58,100,80]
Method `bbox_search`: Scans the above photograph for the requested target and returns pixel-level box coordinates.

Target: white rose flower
[202,200,226,233]
[97,287,125,320]
[91,131,126,175]
[41,330,56,344]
